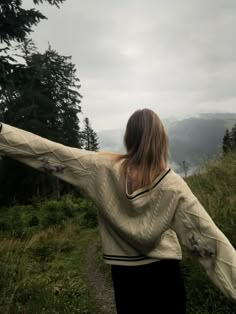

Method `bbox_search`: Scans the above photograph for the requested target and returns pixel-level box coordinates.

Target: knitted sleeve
[171,192,236,301]
[0,123,97,191]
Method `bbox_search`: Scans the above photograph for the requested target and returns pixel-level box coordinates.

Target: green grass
[0,224,102,313]
[0,195,101,313]
[182,152,236,313]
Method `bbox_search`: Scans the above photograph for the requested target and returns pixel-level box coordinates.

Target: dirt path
[84,238,117,314]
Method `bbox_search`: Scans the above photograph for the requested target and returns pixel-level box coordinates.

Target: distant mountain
[197,113,236,120]
[98,118,176,153]
[167,118,232,169]
[97,113,236,174]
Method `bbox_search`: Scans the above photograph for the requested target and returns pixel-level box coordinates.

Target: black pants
[111,259,186,314]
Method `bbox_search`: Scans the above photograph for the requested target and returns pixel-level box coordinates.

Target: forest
[0,0,99,204]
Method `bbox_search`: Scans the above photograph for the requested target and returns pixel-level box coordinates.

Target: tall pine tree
[9,41,83,147]
[222,125,236,154]
[82,117,99,151]
[222,129,232,153]
[0,1,64,203]
[0,0,65,44]
[0,40,83,203]
[0,0,65,102]
[230,124,236,150]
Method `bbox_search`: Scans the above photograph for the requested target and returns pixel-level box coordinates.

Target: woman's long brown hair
[118,108,168,187]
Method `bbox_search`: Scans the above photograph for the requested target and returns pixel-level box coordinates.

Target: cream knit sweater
[0,123,235,301]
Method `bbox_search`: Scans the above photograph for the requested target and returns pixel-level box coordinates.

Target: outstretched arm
[0,123,98,192]
[171,190,236,301]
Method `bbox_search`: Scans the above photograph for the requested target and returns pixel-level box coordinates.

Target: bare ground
[84,239,117,314]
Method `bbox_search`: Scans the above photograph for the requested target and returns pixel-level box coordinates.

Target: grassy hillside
[182,152,236,313]
[0,196,103,314]
[0,153,235,313]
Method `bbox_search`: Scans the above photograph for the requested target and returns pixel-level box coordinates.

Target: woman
[0,109,235,313]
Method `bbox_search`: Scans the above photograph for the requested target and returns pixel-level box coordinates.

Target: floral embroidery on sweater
[189,234,215,258]
[38,157,65,174]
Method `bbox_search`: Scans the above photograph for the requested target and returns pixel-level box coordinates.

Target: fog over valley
[98,113,236,175]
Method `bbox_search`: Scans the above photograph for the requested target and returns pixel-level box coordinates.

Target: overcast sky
[24,0,236,131]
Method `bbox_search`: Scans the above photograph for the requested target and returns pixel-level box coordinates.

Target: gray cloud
[24,0,236,130]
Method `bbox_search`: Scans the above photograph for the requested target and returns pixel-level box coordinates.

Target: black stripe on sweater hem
[126,168,171,200]
[103,255,150,261]
[103,254,145,258]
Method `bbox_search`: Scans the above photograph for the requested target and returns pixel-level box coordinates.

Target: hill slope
[182,152,236,313]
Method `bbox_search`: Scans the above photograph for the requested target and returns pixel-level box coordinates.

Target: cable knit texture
[0,123,235,301]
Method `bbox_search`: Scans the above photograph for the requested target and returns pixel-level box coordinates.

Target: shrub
[9,207,24,238]
[40,200,65,227]
[28,215,39,227]
[80,204,98,228]
[61,194,80,218]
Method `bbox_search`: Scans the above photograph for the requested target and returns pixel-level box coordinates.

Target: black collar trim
[126,168,171,200]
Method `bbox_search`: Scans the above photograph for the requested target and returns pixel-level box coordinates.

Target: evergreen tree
[0,0,67,129]
[0,0,65,102]
[230,124,236,150]
[0,41,83,203]
[0,0,93,204]
[90,130,100,152]
[0,0,65,44]
[222,129,232,154]
[10,42,83,147]
[82,118,99,151]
